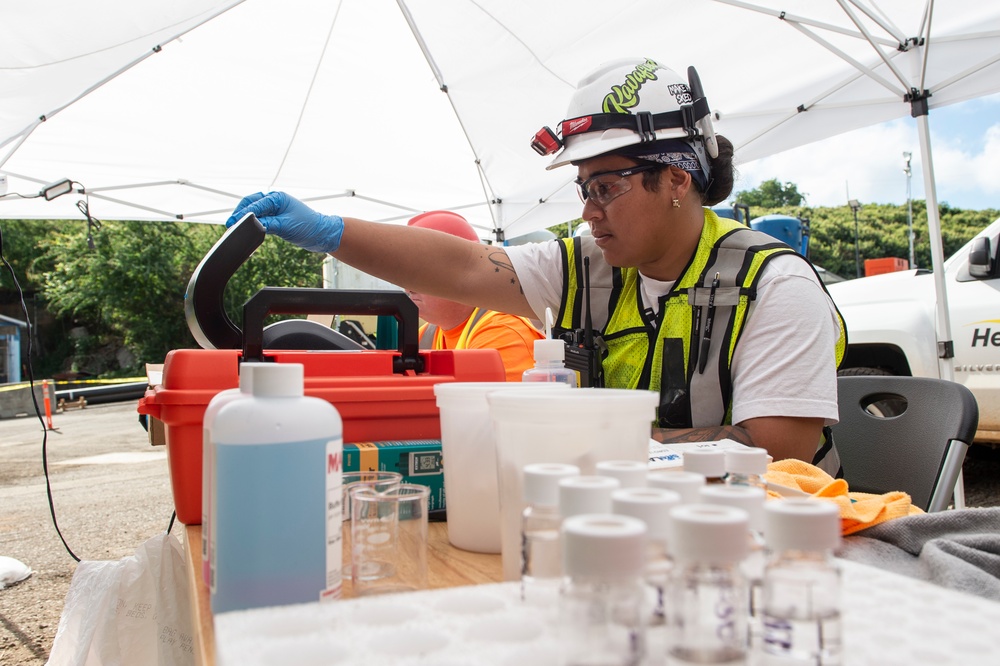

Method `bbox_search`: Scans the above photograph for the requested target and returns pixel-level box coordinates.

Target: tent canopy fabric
[2,0,999,241]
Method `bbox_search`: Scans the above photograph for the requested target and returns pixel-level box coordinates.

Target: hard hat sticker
[602,58,661,114]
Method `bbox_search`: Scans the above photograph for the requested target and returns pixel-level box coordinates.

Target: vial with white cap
[522,307,578,386]
[760,499,842,665]
[520,463,580,605]
[560,514,648,666]
[648,470,706,504]
[682,448,728,484]
[612,485,682,660]
[667,504,750,665]
[596,459,650,488]
[700,485,768,646]
[725,448,769,491]
[559,475,621,519]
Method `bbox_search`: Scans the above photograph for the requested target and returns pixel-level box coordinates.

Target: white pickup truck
[826,216,1000,443]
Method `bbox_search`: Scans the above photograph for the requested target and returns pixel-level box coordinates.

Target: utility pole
[903,151,915,269]
[849,199,862,278]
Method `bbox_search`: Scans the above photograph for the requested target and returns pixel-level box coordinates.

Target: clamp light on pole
[41,178,74,201]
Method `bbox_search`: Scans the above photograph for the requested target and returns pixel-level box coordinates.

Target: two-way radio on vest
[558,256,605,387]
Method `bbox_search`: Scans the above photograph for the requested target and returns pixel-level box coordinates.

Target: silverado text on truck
[827,217,1000,443]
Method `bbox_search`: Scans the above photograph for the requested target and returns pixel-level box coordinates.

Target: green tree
[735,179,806,207]
[37,220,323,374]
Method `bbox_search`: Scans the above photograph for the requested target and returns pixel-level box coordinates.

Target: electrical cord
[76,198,102,250]
[0,223,81,562]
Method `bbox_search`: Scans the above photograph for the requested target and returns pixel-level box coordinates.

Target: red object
[137,347,504,524]
[42,379,53,430]
[864,257,909,277]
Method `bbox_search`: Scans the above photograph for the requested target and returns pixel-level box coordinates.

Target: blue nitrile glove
[226,191,344,253]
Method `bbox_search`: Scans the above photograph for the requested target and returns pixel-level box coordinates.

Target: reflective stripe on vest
[559,209,847,427]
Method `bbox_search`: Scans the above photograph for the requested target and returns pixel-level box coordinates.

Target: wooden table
[183,523,504,666]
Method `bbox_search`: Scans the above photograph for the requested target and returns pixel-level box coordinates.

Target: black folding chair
[832,375,979,512]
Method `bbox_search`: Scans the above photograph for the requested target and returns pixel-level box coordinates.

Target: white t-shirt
[506,239,840,427]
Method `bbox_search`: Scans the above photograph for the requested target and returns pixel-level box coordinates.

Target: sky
[731,93,1000,212]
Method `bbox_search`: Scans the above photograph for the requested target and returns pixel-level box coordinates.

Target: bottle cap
[611,487,681,543]
[725,447,769,475]
[595,460,649,488]
[237,361,270,393]
[251,363,304,398]
[700,485,766,534]
[647,471,706,504]
[562,514,647,579]
[523,463,580,506]
[764,498,841,552]
[682,449,727,478]
[559,475,620,518]
[533,337,566,364]
[669,504,749,564]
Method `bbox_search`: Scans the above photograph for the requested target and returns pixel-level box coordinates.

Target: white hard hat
[531,57,718,172]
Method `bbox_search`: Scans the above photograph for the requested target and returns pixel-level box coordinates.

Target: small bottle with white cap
[520,463,580,605]
[560,514,648,666]
[611,485,682,662]
[682,448,728,484]
[725,447,769,491]
[559,475,621,519]
[760,499,843,665]
[648,470,707,504]
[522,307,578,386]
[700,485,769,648]
[596,459,650,489]
[667,504,750,665]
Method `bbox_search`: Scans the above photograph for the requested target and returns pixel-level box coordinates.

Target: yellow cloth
[764,459,923,536]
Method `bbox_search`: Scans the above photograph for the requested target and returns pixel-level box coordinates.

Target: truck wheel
[837,367,894,377]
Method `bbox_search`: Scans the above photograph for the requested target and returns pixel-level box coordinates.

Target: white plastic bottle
[682,448,728,484]
[210,363,343,614]
[520,462,580,606]
[202,362,263,586]
[522,307,578,386]
[761,499,843,665]
[560,514,648,666]
[596,459,650,489]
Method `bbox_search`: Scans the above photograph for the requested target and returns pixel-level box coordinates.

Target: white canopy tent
[2,0,999,256]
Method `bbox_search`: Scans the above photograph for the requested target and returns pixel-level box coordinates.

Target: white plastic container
[210,363,343,614]
[488,388,658,581]
[202,362,264,586]
[434,381,569,554]
[522,308,577,386]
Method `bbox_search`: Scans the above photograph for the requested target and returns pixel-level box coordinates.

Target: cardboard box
[144,363,166,446]
[344,439,445,512]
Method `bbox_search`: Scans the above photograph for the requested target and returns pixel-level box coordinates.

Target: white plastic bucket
[434,381,570,553]
[488,388,658,580]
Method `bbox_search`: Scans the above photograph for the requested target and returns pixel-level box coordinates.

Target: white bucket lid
[434,381,568,407]
[487,388,658,421]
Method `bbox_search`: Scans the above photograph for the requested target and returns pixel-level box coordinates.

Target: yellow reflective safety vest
[554,210,847,432]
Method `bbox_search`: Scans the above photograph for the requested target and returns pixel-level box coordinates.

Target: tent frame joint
[905,88,931,117]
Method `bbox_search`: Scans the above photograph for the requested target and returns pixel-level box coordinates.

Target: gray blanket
[837,506,1000,601]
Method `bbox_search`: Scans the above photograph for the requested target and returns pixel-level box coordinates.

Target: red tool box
[138,215,504,524]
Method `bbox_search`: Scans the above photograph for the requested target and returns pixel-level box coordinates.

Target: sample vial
[647,470,707,504]
[611,485,682,662]
[761,499,843,666]
[725,448,769,491]
[700,485,768,647]
[521,462,580,606]
[667,504,750,666]
[560,514,648,666]
[596,459,650,489]
[559,475,621,519]
[682,449,727,484]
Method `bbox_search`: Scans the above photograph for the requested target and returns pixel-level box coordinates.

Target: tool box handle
[242,287,423,373]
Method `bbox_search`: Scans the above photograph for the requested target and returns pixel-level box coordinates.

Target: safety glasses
[575,165,660,207]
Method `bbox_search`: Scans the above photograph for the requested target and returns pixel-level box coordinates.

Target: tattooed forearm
[488,250,524,294]
[651,425,755,446]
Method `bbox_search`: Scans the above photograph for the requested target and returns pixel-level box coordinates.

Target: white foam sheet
[215,561,1000,665]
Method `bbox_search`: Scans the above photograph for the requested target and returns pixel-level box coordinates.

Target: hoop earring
[672,198,681,208]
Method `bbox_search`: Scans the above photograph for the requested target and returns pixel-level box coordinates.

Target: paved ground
[0,400,998,665]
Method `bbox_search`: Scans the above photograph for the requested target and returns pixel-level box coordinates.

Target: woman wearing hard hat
[227,57,845,474]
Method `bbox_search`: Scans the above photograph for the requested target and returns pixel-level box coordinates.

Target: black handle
[184,213,266,350]
[242,287,423,373]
